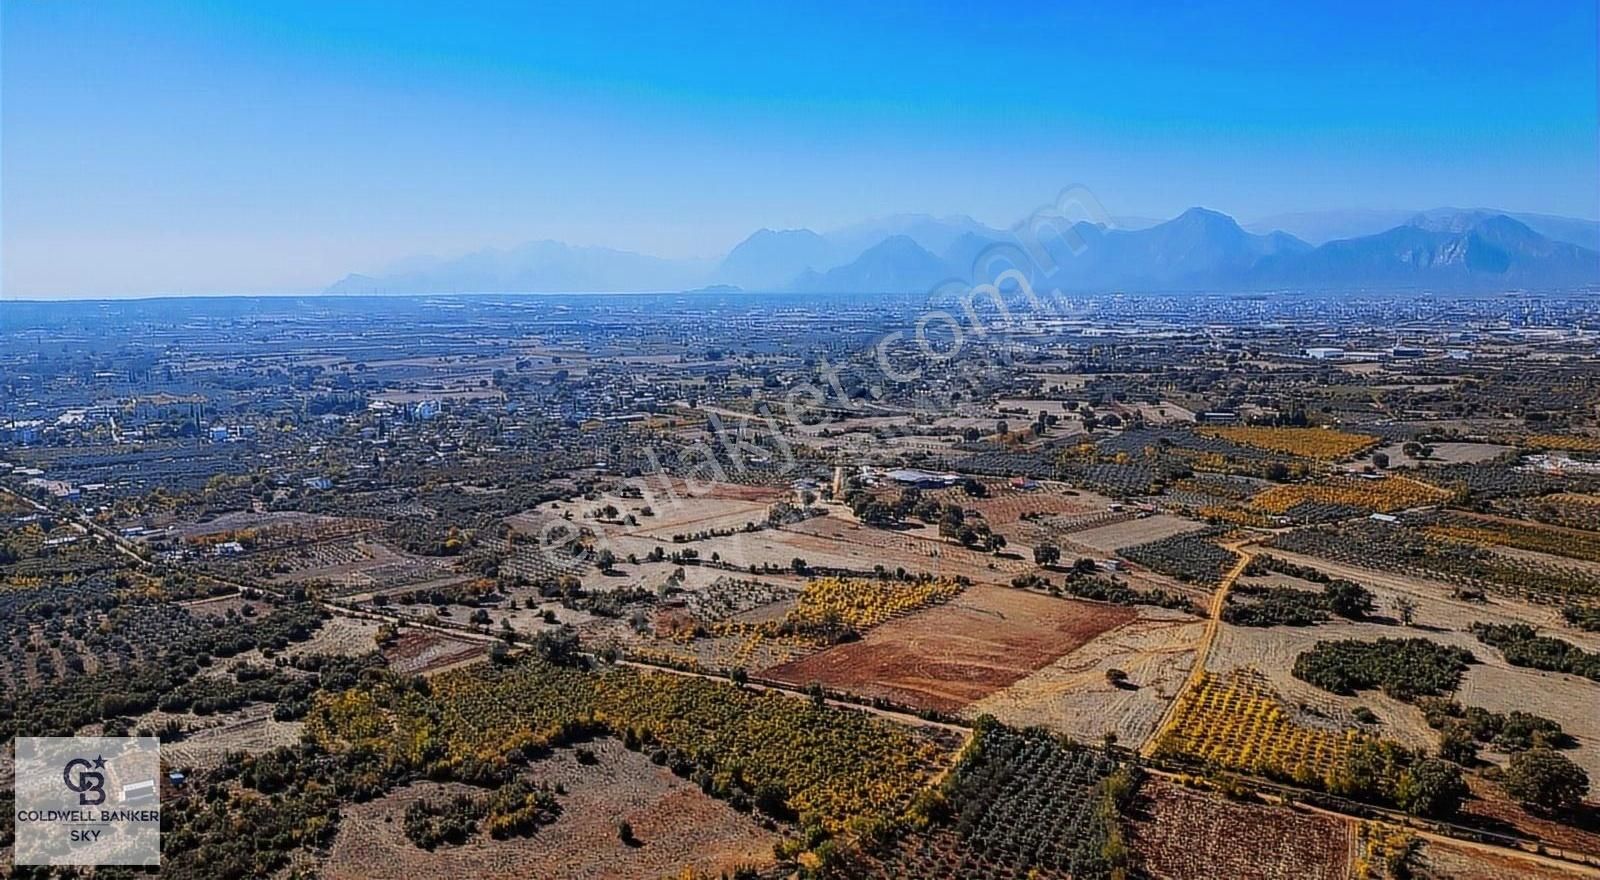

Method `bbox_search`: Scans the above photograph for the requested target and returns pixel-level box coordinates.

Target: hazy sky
[4,1,1597,298]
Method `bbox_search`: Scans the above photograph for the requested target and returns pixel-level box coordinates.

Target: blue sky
[4,0,1597,297]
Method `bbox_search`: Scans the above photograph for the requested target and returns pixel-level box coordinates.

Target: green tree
[1395,758,1468,818]
[1504,749,1590,812]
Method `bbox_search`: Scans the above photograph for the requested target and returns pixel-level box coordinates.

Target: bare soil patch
[321,739,779,880]
[1129,778,1353,880]
[763,585,1135,711]
[1417,837,1600,879]
[1068,514,1207,553]
[967,607,1205,748]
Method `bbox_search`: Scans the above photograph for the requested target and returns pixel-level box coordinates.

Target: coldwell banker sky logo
[13,737,161,866]
[62,755,108,806]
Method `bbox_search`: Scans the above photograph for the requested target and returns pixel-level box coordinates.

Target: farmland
[308,655,954,835]
[9,291,1600,878]
[763,585,1137,712]
[1153,669,1362,787]
[320,740,780,880]
[1197,426,1378,460]
[1245,473,1452,515]
[850,719,1136,880]
[1130,778,1353,880]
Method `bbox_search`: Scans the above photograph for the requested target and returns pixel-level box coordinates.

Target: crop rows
[1422,512,1600,564]
[788,576,961,630]
[1119,531,1237,586]
[308,656,949,834]
[1154,669,1359,786]
[1197,426,1378,460]
[941,724,1126,879]
[1247,475,1449,515]
[1504,493,1600,531]
[680,576,797,624]
[1418,462,1600,500]
[1270,520,1600,606]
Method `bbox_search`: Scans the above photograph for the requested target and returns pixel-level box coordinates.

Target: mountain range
[327,207,1600,296]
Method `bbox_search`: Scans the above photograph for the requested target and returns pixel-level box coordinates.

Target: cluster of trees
[1222,578,1373,627]
[1417,697,1569,762]
[1502,748,1591,813]
[1563,605,1600,632]
[385,521,476,556]
[1291,638,1473,699]
[932,719,1132,880]
[1119,532,1236,585]
[4,601,326,738]
[1470,622,1600,682]
[309,655,942,841]
[841,485,1007,551]
[403,779,562,849]
[163,744,404,879]
[1012,564,1194,613]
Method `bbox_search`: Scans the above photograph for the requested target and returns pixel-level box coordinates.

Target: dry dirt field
[215,613,384,668]
[1365,441,1515,469]
[1066,514,1207,553]
[1457,777,1600,861]
[320,739,780,880]
[264,537,465,595]
[928,482,1111,525]
[1129,779,1353,880]
[1416,837,1600,879]
[966,606,1206,747]
[155,704,305,771]
[762,584,1135,712]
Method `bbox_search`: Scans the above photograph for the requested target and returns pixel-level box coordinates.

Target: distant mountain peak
[326,205,1600,296]
[714,227,838,291]
[791,234,948,293]
[1173,206,1239,225]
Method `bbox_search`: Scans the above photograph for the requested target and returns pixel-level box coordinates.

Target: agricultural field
[1507,492,1600,531]
[10,291,1600,879]
[1119,531,1239,587]
[966,606,1206,746]
[1270,518,1600,606]
[1421,510,1600,565]
[1065,513,1207,554]
[1521,434,1600,454]
[155,703,307,771]
[320,739,780,880]
[1129,778,1354,880]
[1411,838,1600,880]
[1197,426,1379,460]
[1153,668,1363,787]
[383,630,489,675]
[849,721,1135,880]
[309,655,955,835]
[1245,473,1452,515]
[1365,441,1513,469]
[762,584,1137,712]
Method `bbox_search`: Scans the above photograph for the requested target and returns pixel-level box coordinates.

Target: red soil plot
[1130,779,1352,880]
[383,630,488,675]
[763,585,1135,712]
